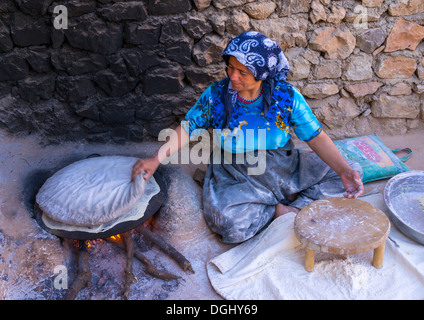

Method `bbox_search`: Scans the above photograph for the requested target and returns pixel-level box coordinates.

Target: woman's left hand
[340,169,364,198]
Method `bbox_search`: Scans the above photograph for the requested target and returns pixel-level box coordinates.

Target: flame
[109,234,122,241]
[85,234,123,248]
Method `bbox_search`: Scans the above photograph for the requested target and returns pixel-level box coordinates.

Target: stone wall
[0,0,423,143]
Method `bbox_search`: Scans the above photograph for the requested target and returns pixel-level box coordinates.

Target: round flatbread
[36,156,145,226]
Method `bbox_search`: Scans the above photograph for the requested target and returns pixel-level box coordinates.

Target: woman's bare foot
[274,203,300,219]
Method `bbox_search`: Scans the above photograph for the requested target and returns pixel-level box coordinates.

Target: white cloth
[36,156,145,226]
[207,194,424,300]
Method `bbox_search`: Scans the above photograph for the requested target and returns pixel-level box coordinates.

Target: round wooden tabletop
[294,197,391,255]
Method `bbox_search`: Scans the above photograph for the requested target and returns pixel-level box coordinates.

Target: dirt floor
[0,128,423,300]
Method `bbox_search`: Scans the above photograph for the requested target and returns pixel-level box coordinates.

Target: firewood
[135,225,194,273]
[121,232,136,300]
[105,238,180,281]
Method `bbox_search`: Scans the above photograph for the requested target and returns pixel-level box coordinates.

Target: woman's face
[227,56,262,93]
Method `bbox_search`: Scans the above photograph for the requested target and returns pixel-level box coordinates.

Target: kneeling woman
[132,31,364,244]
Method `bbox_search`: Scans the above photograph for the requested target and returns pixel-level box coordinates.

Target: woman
[132,31,364,244]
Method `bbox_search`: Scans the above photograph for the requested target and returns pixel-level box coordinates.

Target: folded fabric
[36,156,145,227]
[207,194,424,300]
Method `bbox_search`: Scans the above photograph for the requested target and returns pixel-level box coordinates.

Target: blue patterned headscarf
[221,31,290,128]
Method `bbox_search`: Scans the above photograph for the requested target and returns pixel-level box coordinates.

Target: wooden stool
[294,197,390,272]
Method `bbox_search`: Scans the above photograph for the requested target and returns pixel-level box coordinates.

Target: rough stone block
[99,96,137,125]
[121,47,163,75]
[0,95,37,133]
[243,1,276,19]
[18,74,55,102]
[124,22,161,45]
[26,47,51,72]
[313,59,341,79]
[159,19,184,44]
[388,0,424,16]
[10,12,50,47]
[65,15,123,54]
[212,0,248,10]
[94,70,139,97]
[51,46,107,76]
[15,0,53,16]
[285,47,311,80]
[143,63,185,96]
[185,65,227,92]
[0,51,29,81]
[356,28,386,54]
[192,34,228,67]
[385,17,424,52]
[371,94,420,118]
[97,2,148,21]
[301,83,339,99]
[182,16,213,40]
[226,11,250,36]
[193,0,212,11]
[166,40,193,66]
[344,82,382,98]
[321,97,361,128]
[342,53,373,81]
[250,17,308,50]
[147,0,191,15]
[309,26,355,60]
[55,76,96,102]
[376,55,417,79]
[0,21,13,52]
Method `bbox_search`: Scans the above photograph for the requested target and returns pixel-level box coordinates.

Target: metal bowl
[383,170,424,245]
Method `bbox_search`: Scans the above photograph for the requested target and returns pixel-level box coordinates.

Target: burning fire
[109,234,123,242]
[86,234,123,248]
[84,216,153,248]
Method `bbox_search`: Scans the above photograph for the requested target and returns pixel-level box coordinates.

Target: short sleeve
[182,85,213,137]
[290,87,322,142]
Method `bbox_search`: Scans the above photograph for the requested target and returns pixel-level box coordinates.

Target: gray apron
[203,139,363,244]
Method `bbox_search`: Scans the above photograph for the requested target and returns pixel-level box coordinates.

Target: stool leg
[305,248,315,272]
[372,242,385,269]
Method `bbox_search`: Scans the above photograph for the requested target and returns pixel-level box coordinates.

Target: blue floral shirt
[182,79,322,153]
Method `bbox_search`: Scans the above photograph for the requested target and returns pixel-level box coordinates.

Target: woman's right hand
[131,154,160,181]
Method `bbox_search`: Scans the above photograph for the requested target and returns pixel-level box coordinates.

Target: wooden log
[105,238,180,281]
[64,241,92,300]
[135,225,194,273]
[121,232,136,300]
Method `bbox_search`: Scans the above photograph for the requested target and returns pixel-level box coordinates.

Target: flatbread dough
[36,156,146,226]
[40,174,160,234]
